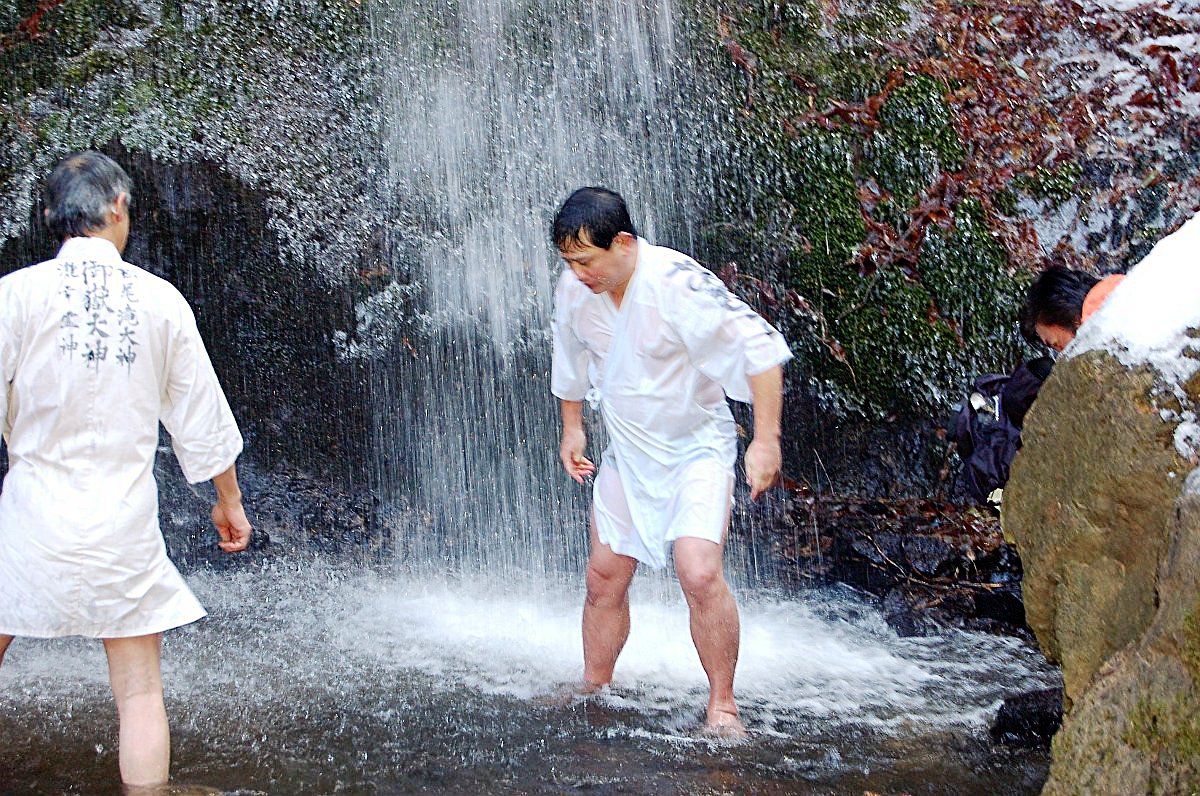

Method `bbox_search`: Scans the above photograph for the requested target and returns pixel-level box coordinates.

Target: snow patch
[1070,212,1200,461]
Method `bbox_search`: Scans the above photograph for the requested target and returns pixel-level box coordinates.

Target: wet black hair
[551,186,637,251]
[1018,265,1100,345]
[43,150,133,240]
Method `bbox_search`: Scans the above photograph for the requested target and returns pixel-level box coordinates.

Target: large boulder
[1004,214,1200,792]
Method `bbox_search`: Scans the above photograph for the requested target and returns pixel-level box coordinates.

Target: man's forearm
[561,399,585,433]
[211,463,243,506]
[747,366,783,441]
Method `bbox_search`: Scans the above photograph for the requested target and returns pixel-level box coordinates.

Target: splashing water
[0,560,1058,792]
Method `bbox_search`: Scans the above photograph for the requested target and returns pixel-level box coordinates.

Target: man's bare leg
[673,536,745,735]
[0,634,12,666]
[103,633,169,788]
[582,513,638,689]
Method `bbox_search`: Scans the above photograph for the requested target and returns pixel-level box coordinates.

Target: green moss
[696,0,1024,416]
[2,0,376,172]
[992,188,1019,216]
[868,76,966,206]
[1013,162,1082,206]
[3,0,372,109]
[0,0,150,99]
[1183,605,1200,683]
[1124,694,1200,790]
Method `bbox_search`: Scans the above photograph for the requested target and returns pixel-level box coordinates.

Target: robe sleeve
[662,261,792,404]
[550,271,591,401]
[0,279,19,440]
[160,300,244,484]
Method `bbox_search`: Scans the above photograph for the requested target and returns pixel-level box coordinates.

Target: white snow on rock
[1070,212,1200,472]
[1023,2,1200,263]
[1071,212,1200,383]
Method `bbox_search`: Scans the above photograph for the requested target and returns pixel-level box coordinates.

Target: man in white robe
[550,187,791,734]
[0,151,253,788]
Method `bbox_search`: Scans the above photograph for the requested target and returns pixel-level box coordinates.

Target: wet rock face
[0,154,371,481]
[1005,354,1180,702]
[1004,350,1200,792]
[774,494,1029,636]
[156,454,388,569]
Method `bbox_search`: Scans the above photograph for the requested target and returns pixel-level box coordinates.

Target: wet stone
[773,494,1030,636]
[990,688,1064,749]
[973,584,1026,627]
[902,534,959,576]
[849,529,905,569]
[882,588,934,638]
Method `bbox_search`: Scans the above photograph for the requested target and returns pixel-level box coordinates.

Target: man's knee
[585,561,632,607]
[676,547,720,605]
[676,566,720,597]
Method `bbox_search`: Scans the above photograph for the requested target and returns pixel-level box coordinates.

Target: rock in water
[990,687,1063,749]
[1004,213,1200,793]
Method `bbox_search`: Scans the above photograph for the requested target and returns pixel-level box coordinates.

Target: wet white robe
[0,237,243,638]
[552,238,792,568]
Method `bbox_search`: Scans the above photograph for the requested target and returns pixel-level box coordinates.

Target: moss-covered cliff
[0,0,384,478]
[694,2,1024,419]
[676,0,1200,494]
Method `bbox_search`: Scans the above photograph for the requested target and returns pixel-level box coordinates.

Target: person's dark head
[551,187,637,252]
[43,150,133,242]
[1019,265,1099,351]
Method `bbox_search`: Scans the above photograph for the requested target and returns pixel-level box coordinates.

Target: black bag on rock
[953,356,1054,506]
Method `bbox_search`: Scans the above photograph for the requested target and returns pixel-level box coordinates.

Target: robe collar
[56,236,123,264]
[603,236,648,313]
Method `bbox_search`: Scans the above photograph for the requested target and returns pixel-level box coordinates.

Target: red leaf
[1129,88,1157,107]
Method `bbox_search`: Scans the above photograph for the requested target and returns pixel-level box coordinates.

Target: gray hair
[43,150,134,239]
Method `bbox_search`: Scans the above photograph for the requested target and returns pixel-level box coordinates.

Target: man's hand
[746,366,784,500]
[210,463,251,552]
[211,500,253,552]
[559,399,596,484]
[744,437,782,500]
[560,426,596,484]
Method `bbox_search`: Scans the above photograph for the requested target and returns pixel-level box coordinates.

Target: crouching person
[0,151,253,788]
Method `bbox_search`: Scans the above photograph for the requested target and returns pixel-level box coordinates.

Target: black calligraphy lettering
[60,258,141,372]
[86,313,110,338]
[83,341,109,367]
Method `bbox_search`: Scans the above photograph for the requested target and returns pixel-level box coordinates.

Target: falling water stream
[363,0,722,573]
[0,0,1060,792]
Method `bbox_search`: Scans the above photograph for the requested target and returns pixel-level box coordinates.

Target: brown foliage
[1,0,65,51]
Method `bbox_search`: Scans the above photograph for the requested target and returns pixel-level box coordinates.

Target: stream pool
[0,559,1058,794]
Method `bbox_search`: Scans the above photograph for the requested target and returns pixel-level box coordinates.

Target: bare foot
[532,680,608,707]
[701,708,748,741]
[579,679,608,695]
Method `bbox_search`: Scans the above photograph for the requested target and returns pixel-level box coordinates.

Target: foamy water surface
[0,558,1059,793]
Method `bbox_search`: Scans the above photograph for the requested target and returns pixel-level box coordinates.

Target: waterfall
[364,0,722,574]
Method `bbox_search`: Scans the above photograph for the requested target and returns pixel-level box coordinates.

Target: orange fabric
[1081,274,1125,324]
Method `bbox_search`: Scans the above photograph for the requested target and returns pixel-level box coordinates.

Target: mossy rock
[1005,343,1200,793]
[1006,351,1182,701]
